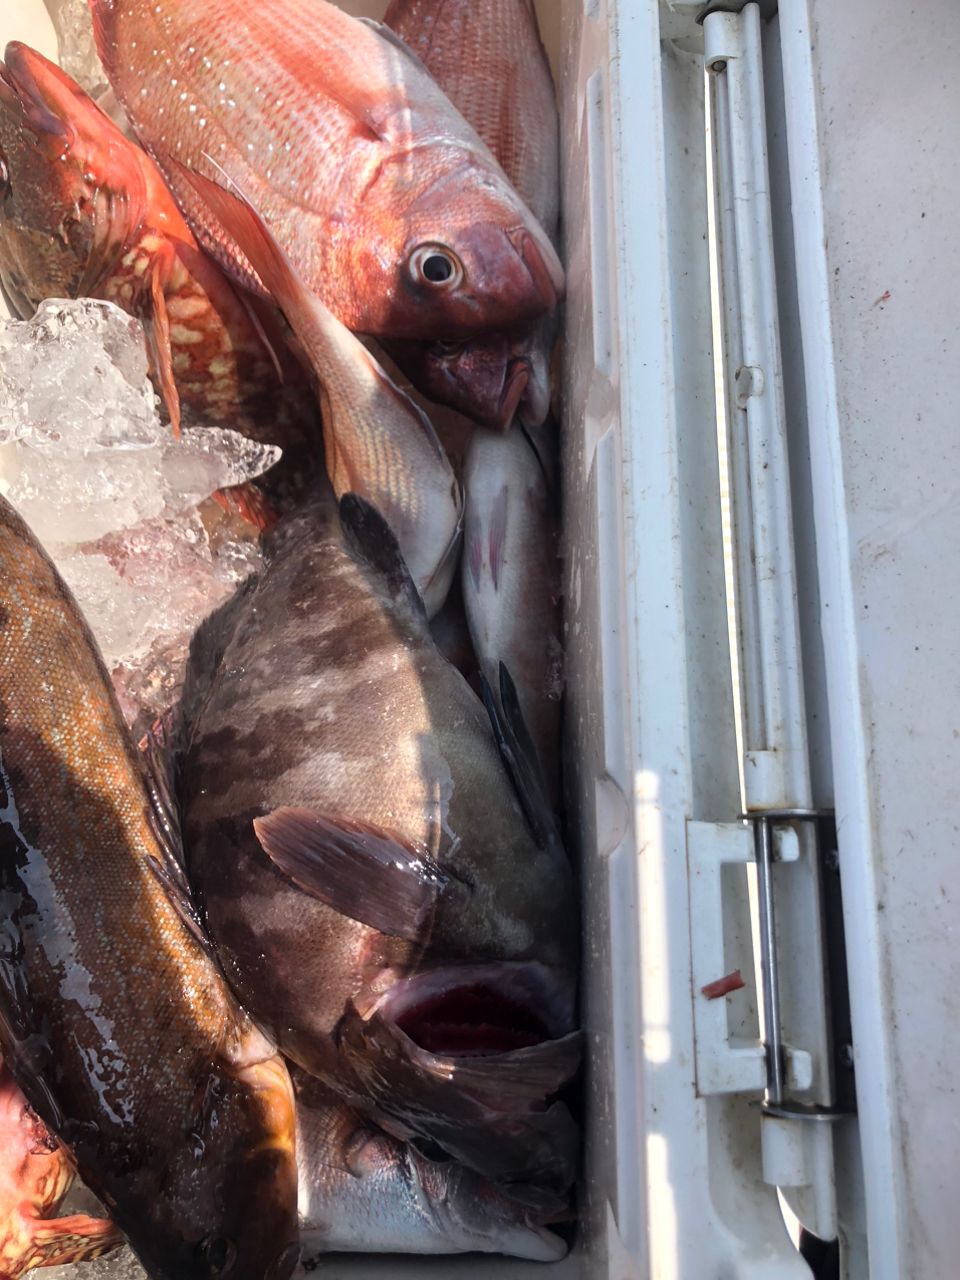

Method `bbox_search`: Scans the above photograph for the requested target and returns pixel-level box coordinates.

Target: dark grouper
[180,494,580,1209]
[0,493,299,1280]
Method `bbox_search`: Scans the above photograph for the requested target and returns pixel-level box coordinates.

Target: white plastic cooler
[3,1,958,1277]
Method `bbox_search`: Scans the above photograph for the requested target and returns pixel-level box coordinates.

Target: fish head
[408,1155,570,1261]
[362,176,564,341]
[339,971,581,1209]
[119,1047,301,1280]
[0,43,146,312]
[386,316,554,429]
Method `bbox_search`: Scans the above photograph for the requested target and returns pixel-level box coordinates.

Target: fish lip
[1,44,69,138]
[372,960,575,1047]
[507,226,565,310]
[496,360,530,431]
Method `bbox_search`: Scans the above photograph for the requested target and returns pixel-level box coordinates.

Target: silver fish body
[294,1071,567,1262]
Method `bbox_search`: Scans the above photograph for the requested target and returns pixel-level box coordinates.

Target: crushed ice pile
[46,0,109,95]
[0,299,276,724]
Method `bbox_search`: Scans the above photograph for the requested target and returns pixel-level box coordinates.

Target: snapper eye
[409,244,463,290]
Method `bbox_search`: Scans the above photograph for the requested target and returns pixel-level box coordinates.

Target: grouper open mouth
[371,962,575,1059]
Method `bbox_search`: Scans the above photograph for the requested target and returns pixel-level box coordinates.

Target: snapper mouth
[373,962,574,1059]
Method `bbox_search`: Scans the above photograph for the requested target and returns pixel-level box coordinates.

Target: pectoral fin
[144,267,181,437]
[28,1212,125,1268]
[338,1006,580,1214]
[253,808,447,942]
[481,662,562,854]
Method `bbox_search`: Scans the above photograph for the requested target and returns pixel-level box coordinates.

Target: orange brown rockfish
[88,0,563,357]
[383,0,561,429]
[0,42,313,452]
[0,1056,123,1277]
[0,492,300,1280]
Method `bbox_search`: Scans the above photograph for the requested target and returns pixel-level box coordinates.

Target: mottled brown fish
[180,494,579,1208]
[0,42,313,455]
[89,0,563,354]
[0,493,300,1280]
[383,0,560,428]
[0,1057,123,1277]
[293,1069,567,1262]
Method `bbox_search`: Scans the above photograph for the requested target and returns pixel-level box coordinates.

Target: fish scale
[0,44,317,465]
[90,0,564,348]
[381,0,560,428]
[0,494,299,1280]
[180,494,579,1211]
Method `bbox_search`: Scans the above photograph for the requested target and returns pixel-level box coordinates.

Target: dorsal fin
[338,493,428,626]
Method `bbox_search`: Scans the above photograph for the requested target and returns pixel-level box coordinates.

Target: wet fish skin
[462,421,563,803]
[384,0,560,236]
[0,493,299,1280]
[180,495,579,1199]
[384,0,560,428]
[293,1070,567,1262]
[89,0,563,346]
[0,1057,123,1277]
[177,166,462,617]
[0,42,313,448]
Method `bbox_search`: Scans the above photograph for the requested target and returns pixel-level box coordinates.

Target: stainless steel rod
[754,816,785,1104]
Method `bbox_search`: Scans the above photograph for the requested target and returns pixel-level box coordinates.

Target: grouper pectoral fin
[253,808,448,941]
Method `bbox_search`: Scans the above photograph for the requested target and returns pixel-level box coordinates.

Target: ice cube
[0,299,272,724]
[162,427,282,515]
[64,507,262,723]
[45,0,110,96]
[0,299,160,453]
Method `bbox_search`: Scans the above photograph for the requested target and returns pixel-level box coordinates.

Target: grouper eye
[199,1234,237,1276]
[409,244,463,290]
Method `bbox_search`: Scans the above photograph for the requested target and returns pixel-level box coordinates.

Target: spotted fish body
[293,1070,567,1263]
[0,1058,123,1278]
[383,0,560,428]
[180,495,580,1207]
[89,0,563,354]
[0,493,300,1280]
[0,42,313,448]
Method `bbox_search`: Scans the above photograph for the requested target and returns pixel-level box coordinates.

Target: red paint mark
[701,969,745,1000]
[871,289,892,308]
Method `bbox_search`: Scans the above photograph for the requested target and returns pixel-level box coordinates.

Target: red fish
[89,0,563,353]
[0,1058,122,1277]
[178,164,463,616]
[0,42,313,458]
[383,0,560,428]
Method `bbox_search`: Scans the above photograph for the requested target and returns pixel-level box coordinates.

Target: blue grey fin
[338,493,428,625]
[253,807,446,942]
[481,662,563,853]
